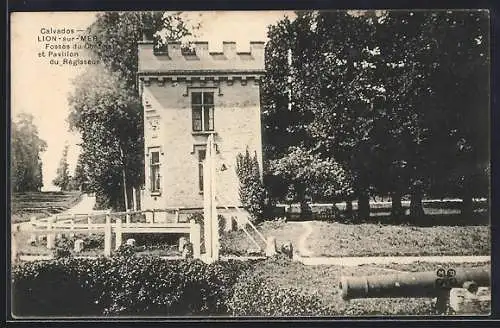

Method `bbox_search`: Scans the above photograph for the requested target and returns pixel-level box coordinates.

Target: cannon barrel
[340,266,490,300]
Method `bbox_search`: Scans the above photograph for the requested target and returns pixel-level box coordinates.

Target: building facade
[137,40,265,218]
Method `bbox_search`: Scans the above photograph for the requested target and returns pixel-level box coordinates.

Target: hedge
[227,272,328,316]
[12,256,250,317]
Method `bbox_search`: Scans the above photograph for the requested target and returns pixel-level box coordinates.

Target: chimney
[167,41,182,58]
[223,41,236,59]
[250,41,265,57]
[193,41,209,57]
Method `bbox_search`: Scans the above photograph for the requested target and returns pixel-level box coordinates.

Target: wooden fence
[24,209,202,258]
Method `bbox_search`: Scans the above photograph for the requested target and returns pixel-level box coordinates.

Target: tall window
[198,149,206,192]
[150,151,161,193]
[192,92,214,132]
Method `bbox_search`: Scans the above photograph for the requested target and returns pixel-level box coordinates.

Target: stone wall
[141,77,263,212]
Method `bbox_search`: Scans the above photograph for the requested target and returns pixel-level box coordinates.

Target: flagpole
[287,48,292,111]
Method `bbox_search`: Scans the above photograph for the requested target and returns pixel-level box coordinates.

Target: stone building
[137,40,265,220]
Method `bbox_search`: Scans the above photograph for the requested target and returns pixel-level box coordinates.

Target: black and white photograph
[9,10,491,317]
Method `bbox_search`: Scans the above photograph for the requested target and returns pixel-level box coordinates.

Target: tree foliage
[52,144,70,191]
[68,66,143,210]
[235,149,267,221]
[87,11,199,89]
[269,147,352,204]
[262,10,489,221]
[11,113,47,192]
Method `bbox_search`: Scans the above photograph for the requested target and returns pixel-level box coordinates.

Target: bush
[236,149,267,222]
[53,236,73,258]
[82,234,104,249]
[227,273,327,316]
[12,257,250,317]
[12,258,103,316]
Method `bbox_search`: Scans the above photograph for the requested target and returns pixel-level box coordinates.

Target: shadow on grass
[286,207,490,227]
[359,212,490,227]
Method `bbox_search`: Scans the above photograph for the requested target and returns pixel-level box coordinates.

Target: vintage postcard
[9,10,491,318]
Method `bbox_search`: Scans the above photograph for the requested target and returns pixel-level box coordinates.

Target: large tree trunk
[345,199,354,218]
[391,190,404,222]
[119,145,129,212]
[297,185,312,220]
[409,189,425,222]
[132,186,138,211]
[358,191,370,221]
[461,189,473,219]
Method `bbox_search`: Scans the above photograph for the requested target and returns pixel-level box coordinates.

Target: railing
[215,196,267,252]
[24,208,202,259]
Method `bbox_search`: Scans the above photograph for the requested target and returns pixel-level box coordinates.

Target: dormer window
[192,92,214,132]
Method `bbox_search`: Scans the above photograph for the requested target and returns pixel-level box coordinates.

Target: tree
[263,10,489,224]
[11,113,47,192]
[87,11,199,89]
[70,152,88,192]
[236,149,267,221]
[68,66,143,210]
[376,10,490,219]
[267,11,381,219]
[53,144,70,191]
[269,147,352,219]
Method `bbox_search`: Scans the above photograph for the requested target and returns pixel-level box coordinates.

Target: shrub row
[12,255,250,317]
[227,272,328,316]
[13,253,337,317]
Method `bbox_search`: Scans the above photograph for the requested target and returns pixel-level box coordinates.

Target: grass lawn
[247,259,490,315]
[11,191,82,223]
[220,220,490,257]
[221,220,305,256]
[307,221,490,257]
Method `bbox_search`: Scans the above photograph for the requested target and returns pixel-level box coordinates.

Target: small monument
[28,235,37,246]
[281,241,294,259]
[182,242,194,259]
[74,239,84,253]
[179,236,188,252]
[265,236,277,257]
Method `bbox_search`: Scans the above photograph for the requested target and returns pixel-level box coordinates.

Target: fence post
[87,216,92,235]
[104,215,111,257]
[69,215,76,238]
[115,217,123,250]
[30,216,37,242]
[175,209,180,223]
[46,217,55,249]
[126,210,131,226]
[190,219,201,259]
[11,231,18,264]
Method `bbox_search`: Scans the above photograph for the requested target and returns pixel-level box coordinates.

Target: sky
[10,11,295,191]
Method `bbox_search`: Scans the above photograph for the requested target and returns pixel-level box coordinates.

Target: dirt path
[297,221,314,257]
[13,194,102,233]
[58,194,99,215]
